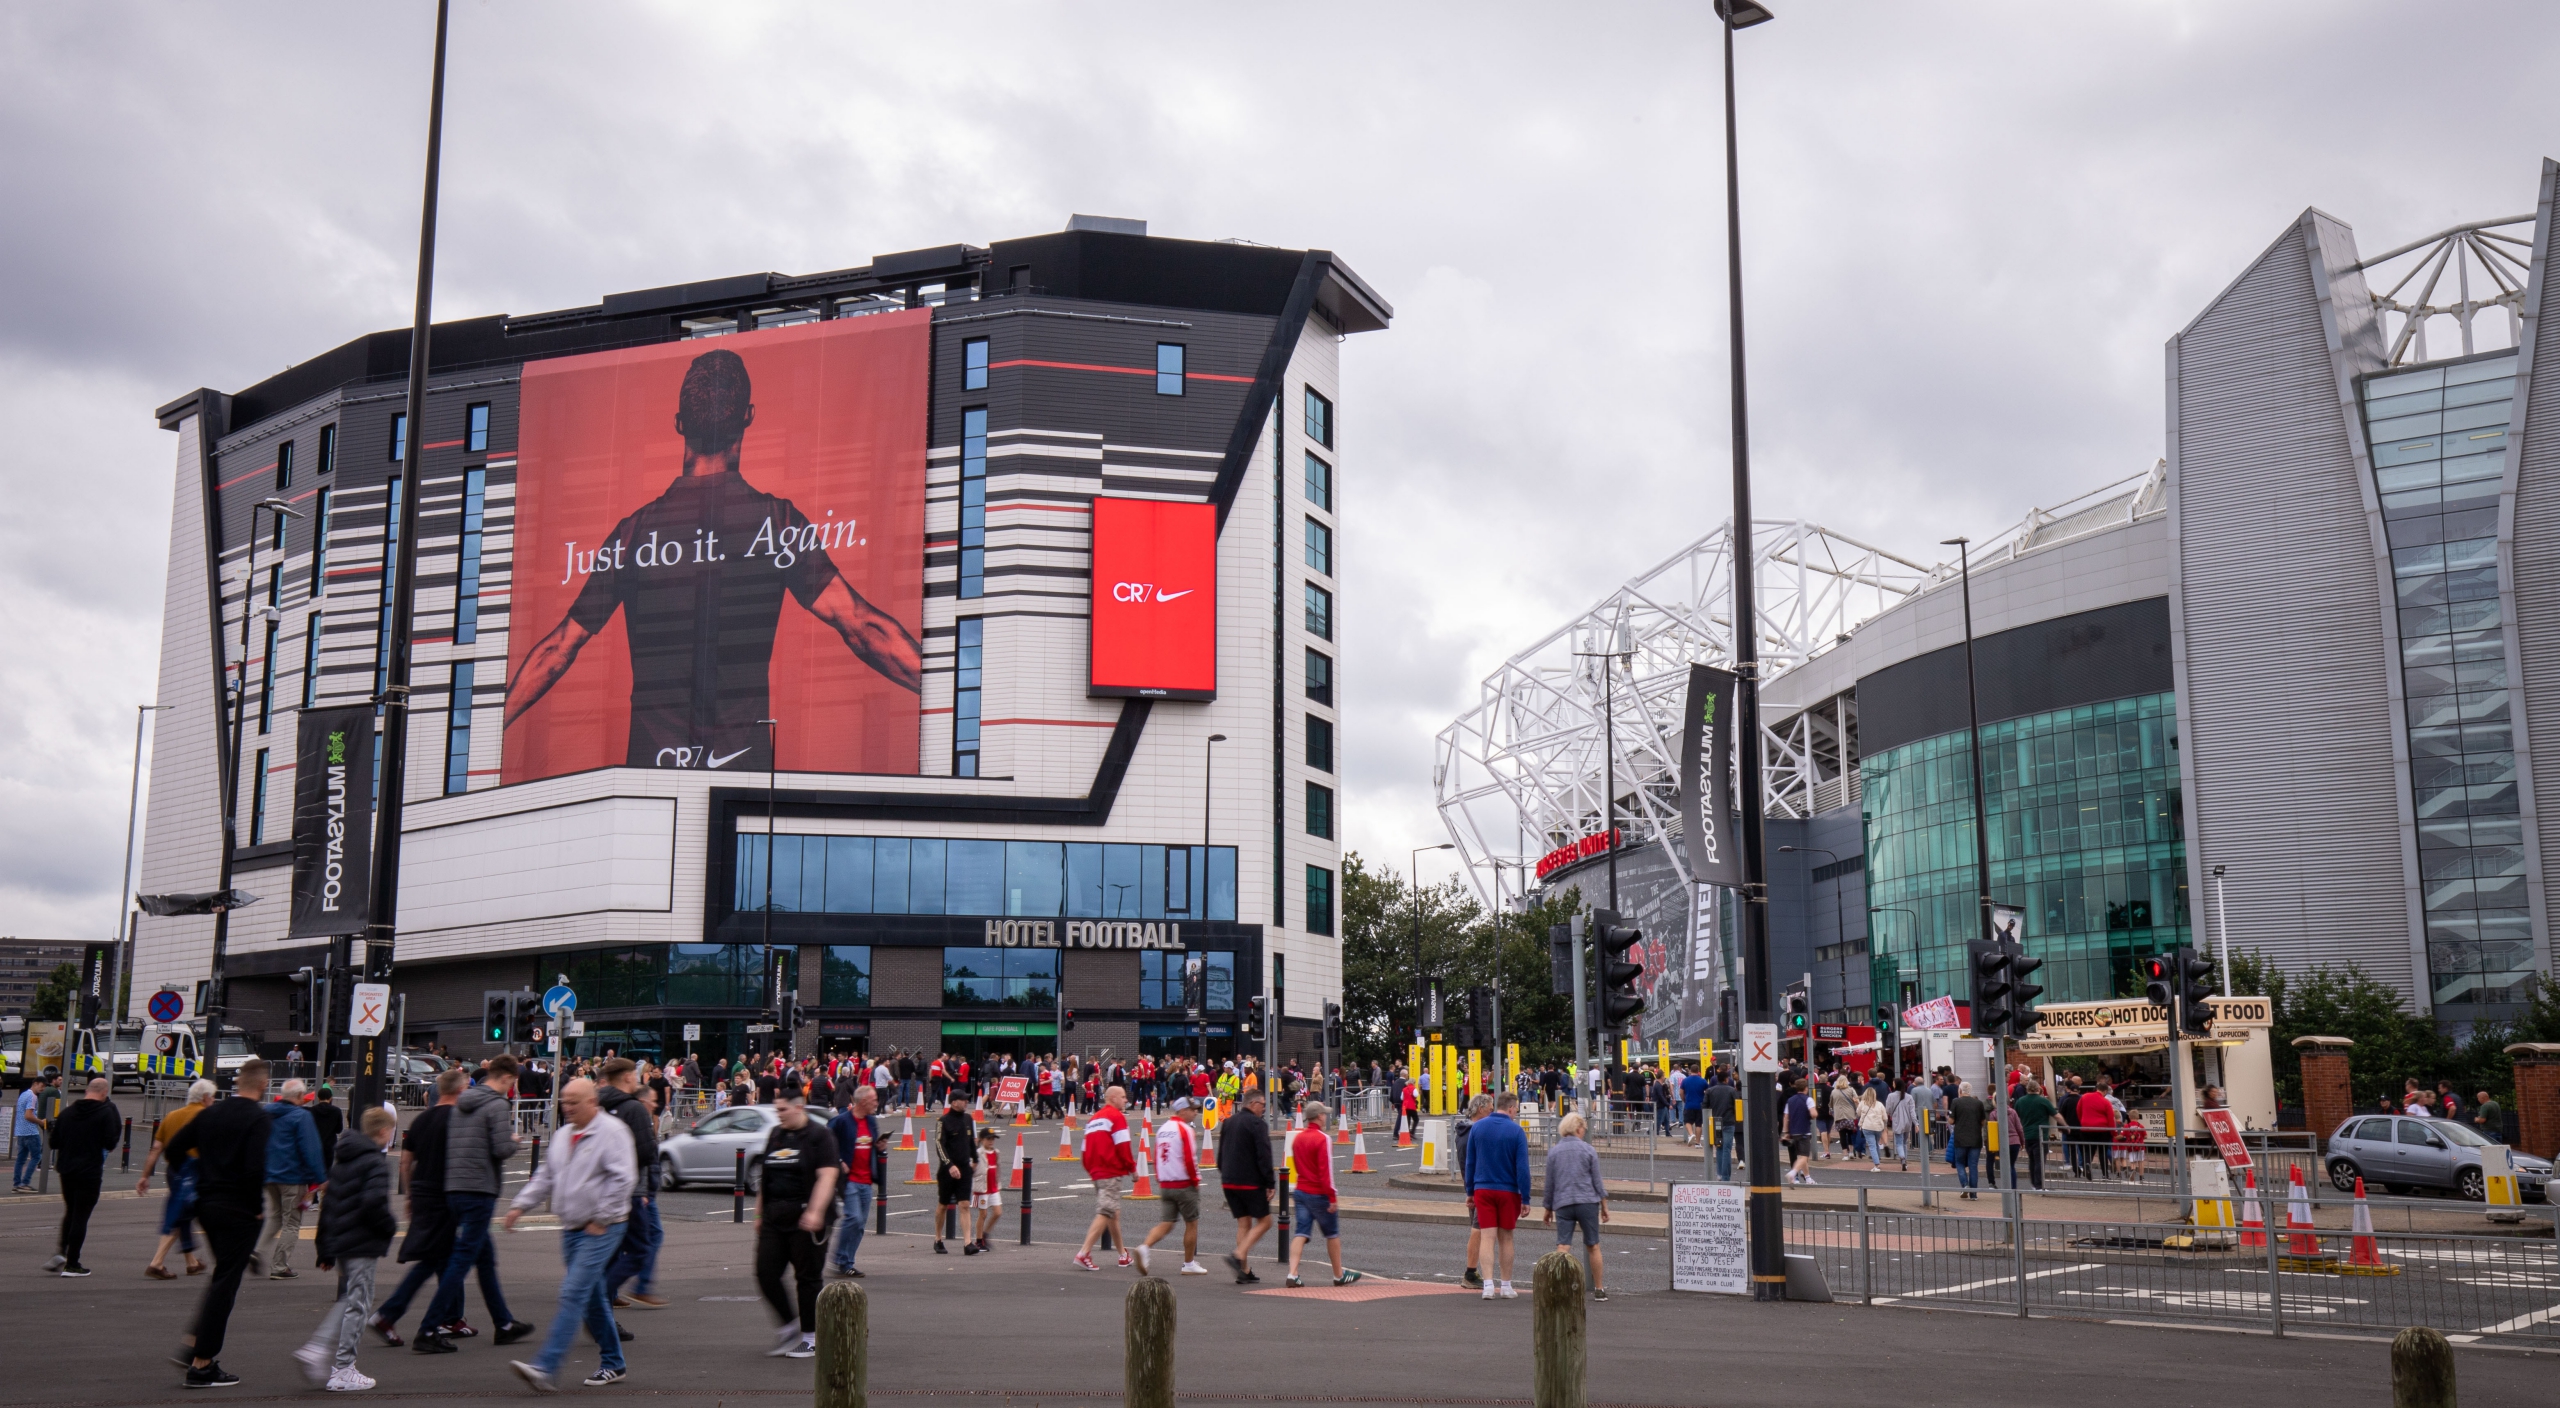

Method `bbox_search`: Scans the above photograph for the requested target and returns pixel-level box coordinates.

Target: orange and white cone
[1132,1131,1155,1199]
[1335,1118,1352,1147]
[2284,1164,2321,1257]
[1290,1110,1305,1133]
[1012,1103,1031,1127]
[897,1115,917,1151]
[908,1138,935,1185]
[1397,1124,1413,1149]
[1350,1127,1373,1174]
[2238,1167,2266,1249]
[972,1095,987,1122]
[1007,1134,1027,1190]
[2349,1178,2385,1267]
[1052,1119,1080,1161]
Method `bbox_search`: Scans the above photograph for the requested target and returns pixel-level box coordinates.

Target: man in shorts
[1215,1088,1275,1284]
[1283,1102,1359,1288]
[1460,1092,1530,1300]
[1072,1085,1135,1271]
[1134,1099,1210,1276]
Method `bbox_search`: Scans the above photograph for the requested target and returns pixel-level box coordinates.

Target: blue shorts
[1552,1201,1602,1247]
[1293,1193,1339,1241]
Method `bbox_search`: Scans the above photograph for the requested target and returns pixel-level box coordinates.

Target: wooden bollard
[1125,1276,1176,1408]
[2391,1326,2455,1408]
[817,1281,869,1408]
[1533,1248,1587,1408]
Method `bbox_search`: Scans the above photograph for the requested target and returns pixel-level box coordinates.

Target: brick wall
[2298,1046,2354,1152]
[872,948,943,1008]
[2514,1053,2560,1161]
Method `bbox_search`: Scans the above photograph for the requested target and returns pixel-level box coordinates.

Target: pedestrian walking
[1216,1088,1275,1284]
[1704,1068,1740,1180]
[825,1085,879,1279]
[1541,1111,1610,1301]
[596,1059,667,1312]
[12,1073,50,1192]
[1135,1098,1209,1275]
[750,1090,841,1359]
[1947,1082,1987,1198]
[1678,1065,1707,1147]
[933,1092,974,1254]
[1783,1080,1817,1185]
[295,1106,401,1392]
[1856,1088,1888,1172]
[419,1056,528,1349]
[310,1087,347,1173]
[1462,1092,1530,1301]
[504,1078,638,1392]
[257,1079,327,1280]
[966,1127,1004,1253]
[46,1076,121,1277]
[139,1079,218,1278]
[2010,1079,2055,1191]
[1072,1085,1136,1271]
[1283,1102,1358,1288]
[166,1057,277,1389]
[1885,1081,1916,1172]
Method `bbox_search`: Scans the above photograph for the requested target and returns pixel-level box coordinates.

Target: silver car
[658,1104,831,1192]
[2325,1114,2552,1202]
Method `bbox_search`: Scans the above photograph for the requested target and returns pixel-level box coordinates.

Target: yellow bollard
[1468,1049,1483,1103]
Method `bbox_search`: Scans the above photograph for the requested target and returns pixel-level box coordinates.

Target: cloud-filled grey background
[5,1,2557,940]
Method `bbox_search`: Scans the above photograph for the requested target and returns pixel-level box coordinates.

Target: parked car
[2325,1114,2552,1201]
[657,1103,830,1192]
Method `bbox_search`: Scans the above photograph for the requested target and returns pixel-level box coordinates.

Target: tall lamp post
[106,704,165,1036]
[1943,534,2014,1205]
[1779,845,1842,1068]
[1410,843,1455,1068]
[760,718,779,1058]
[1710,0,1783,1302]
[207,494,303,1081]
[1868,905,1920,1082]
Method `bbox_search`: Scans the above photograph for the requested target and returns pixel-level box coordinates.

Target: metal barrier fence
[1774,1186,2560,1343]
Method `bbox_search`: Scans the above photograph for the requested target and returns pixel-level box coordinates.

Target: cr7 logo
[1112,583,1194,603]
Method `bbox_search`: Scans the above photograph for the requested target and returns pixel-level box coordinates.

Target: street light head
[258,496,306,518]
[1939,536,1968,547]
[1208,733,1227,743]
[1715,0,1775,26]
[756,718,778,726]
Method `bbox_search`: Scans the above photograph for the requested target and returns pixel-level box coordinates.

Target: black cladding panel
[1855,596,2174,755]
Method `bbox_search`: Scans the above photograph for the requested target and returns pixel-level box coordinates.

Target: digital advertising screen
[503,311,930,782]
[1088,496,1217,700]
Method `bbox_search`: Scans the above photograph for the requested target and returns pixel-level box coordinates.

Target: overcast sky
[4,1,2556,944]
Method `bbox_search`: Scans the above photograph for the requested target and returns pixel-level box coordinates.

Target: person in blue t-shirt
[1678,1068,1707,1147]
[1783,1080,1817,1186]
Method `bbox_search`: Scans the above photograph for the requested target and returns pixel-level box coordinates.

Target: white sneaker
[1482,1283,1499,1300]
[1499,1282,1518,1299]
[766,1321,803,1357]
[327,1366,376,1392]
[294,1342,331,1387]
[1179,1261,1210,1275]
[1133,1244,1151,1274]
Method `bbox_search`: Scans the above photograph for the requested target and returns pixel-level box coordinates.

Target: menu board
[1669,1181,1748,1294]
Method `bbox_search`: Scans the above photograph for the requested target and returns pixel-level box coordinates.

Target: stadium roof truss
[2355,214,2535,367]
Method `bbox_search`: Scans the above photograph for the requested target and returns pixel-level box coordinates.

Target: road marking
[1898,1263,2099,1298]
[2474,1301,2560,1337]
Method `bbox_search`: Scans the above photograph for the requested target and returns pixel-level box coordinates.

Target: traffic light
[288,967,315,1032]
[1967,938,2013,1037]
[1718,988,1740,1044]
[2142,952,2176,1011]
[1322,1001,1342,1045]
[1243,996,1266,1040]
[2177,946,2216,1036]
[1782,989,1809,1032]
[2006,942,2046,1038]
[1592,909,1645,1030]
[1549,922,1575,996]
[484,991,510,1045]
[1062,1009,1077,1032]
[508,989,538,1045]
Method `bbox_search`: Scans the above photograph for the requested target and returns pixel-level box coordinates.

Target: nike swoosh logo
[707,748,753,768]
[1154,589,1193,601]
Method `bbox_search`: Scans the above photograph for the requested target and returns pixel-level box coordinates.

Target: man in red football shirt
[1283,1102,1359,1288]
[1073,1086,1135,1271]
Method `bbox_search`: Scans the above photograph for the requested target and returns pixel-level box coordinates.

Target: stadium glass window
[959,407,987,598]
[1306,715,1335,772]
[466,403,490,452]
[275,440,295,490]
[1306,781,1335,840]
[315,424,336,476]
[963,338,990,392]
[1304,388,1332,447]
[444,661,475,795]
[953,618,983,776]
[1305,647,1333,705]
[733,833,1235,920]
[1304,582,1332,640]
[1157,343,1186,396]
[1304,452,1332,512]
[455,468,486,644]
[258,619,278,734]
[1305,865,1336,937]
[821,946,872,1007]
[249,749,271,846]
[302,611,324,709]
[1305,517,1332,577]
[390,414,407,461]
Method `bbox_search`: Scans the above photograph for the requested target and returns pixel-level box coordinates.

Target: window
[941,947,1059,1007]
[310,488,331,596]
[376,478,402,697]
[1304,388,1332,447]
[315,424,336,476]
[1306,865,1335,937]
[959,407,987,598]
[1304,582,1332,639]
[1304,452,1332,511]
[821,946,872,1007]
[275,440,295,490]
[389,414,407,461]
[455,467,486,644]
[1306,781,1334,840]
[1156,343,1186,396]
[666,943,765,1007]
[466,403,490,452]
[1140,950,1235,1010]
[445,661,476,795]
[1304,517,1332,577]
[271,508,287,549]
[258,619,278,733]
[1306,715,1335,772]
[302,611,325,708]
[1305,647,1332,705]
[953,618,982,776]
[730,834,1237,920]
[249,749,272,846]
[268,563,282,607]
[963,338,990,392]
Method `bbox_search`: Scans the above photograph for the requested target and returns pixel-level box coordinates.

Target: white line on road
[1897,1263,2101,1298]
[2474,1301,2560,1337]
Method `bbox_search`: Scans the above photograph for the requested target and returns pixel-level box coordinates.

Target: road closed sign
[996,1075,1029,1105]
[1742,1022,1780,1073]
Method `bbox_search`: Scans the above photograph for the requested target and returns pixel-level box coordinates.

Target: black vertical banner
[1680,663,1744,890]
[290,707,377,938]
[78,943,110,1028]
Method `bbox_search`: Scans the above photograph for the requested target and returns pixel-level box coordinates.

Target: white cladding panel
[397,796,678,937]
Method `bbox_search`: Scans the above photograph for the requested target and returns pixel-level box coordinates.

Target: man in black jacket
[309,1087,347,1172]
[46,1076,122,1277]
[1215,1088,1275,1284]
[933,1093,973,1253]
[166,1058,277,1389]
[297,1107,401,1390]
[599,1057,667,1310]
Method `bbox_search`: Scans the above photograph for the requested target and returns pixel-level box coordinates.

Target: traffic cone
[1133,1132,1154,1198]
[1350,1127,1373,1174]
[1008,1134,1027,1190]
[1397,1124,1413,1149]
[973,1094,987,1122]
[1291,1110,1305,1133]
[1335,1118,1352,1147]
[2238,1167,2266,1249]
[1051,1119,1080,1161]
[2284,1164,2321,1257]
[897,1115,916,1151]
[2349,1178,2385,1267]
[908,1138,935,1185]
[1012,1103,1030,1127]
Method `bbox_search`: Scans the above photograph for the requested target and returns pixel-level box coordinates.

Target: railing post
[2012,1176,2028,1318]
[2390,1326,2454,1408]
[1532,1249,1587,1408]
[1124,1276,1176,1408]
[2263,1188,2285,1338]
[1858,1185,1872,1305]
[816,1281,868,1408]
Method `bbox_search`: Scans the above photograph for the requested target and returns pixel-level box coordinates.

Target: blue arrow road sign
[543,984,577,1019]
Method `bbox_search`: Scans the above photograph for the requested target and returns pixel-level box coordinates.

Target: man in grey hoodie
[422,1055,530,1351]
[504,1078,636,1392]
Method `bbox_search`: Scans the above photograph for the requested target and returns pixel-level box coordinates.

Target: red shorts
[1471,1189,1522,1231]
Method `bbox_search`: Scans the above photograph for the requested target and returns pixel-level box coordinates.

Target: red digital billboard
[503,312,930,782]
[1089,497,1217,700]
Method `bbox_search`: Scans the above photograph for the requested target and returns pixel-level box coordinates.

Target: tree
[1336,852,1587,1069]
[26,962,79,1021]
[2223,950,2544,1110]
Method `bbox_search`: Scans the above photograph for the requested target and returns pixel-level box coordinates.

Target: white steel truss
[1432,520,1933,902]
[2355,214,2535,367]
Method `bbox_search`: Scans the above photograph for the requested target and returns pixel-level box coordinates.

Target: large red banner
[1088,497,1217,700]
[503,313,929,782]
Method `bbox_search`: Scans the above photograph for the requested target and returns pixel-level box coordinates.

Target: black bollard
[735,1149,747,1223]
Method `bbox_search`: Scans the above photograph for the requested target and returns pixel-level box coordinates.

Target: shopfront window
[736,834,1237,920]
[821,946,871,1007]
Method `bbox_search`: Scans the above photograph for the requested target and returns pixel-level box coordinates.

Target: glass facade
[536,943,771,1010]
[2359,352,2533,1011]
[1863,692,2187,1010]
[1139,950,1235,1009]
[735,835,1238,920]
[941,947,1059,1007]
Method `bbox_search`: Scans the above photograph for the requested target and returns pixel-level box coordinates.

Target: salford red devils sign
[1089,497,1217,700]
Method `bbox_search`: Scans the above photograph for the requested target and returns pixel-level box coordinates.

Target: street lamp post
[106,704,165,1039]
[1779,845,1842,1067]
[1942,534,2015,1204]
[1868,906,1920,1083]
[1711,0,1783,1301]
[760,718,779,1058]
[1410,842,1455,1062]
[207,494,303,1083]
